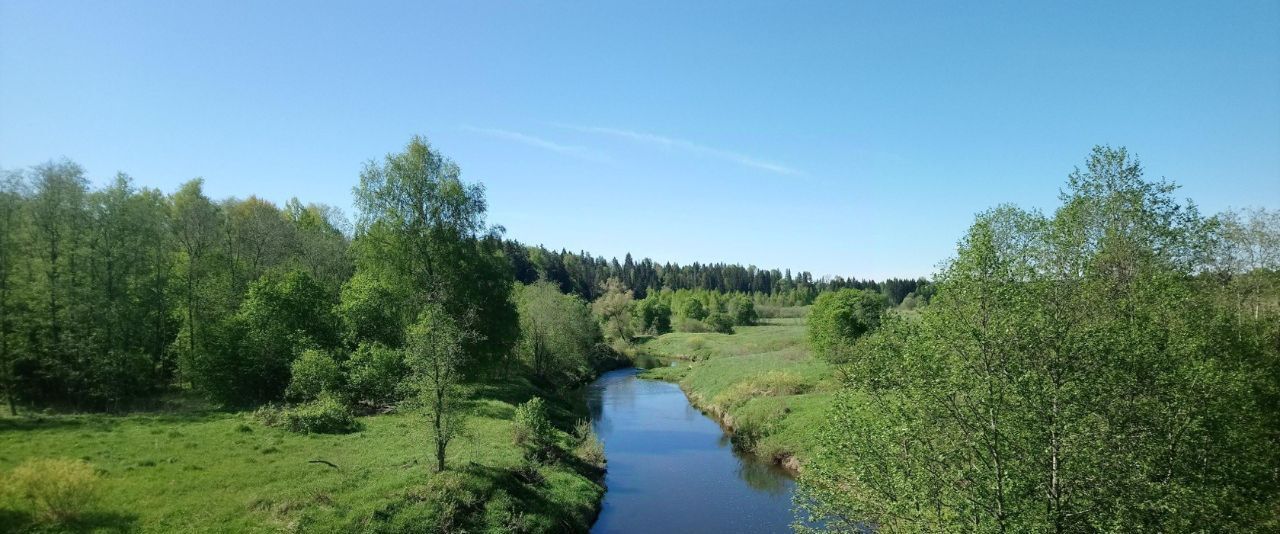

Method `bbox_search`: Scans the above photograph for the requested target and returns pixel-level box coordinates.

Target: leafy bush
[285,349,343,402]
[704,312,735,334]
[728,295,758,326]
[5,458,101,524]
[675,317,709,333]
[345,342,409,406]
[680,298,708,321]
[512,397,555,462]
[261,394,361,434]
[807,288,888,363]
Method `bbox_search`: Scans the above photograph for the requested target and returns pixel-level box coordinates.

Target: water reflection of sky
[587,368,797,533]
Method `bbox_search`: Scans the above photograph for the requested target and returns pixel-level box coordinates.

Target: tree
[406,303,467,472]
[517,281,601,383]
[680,298,708,321]
[806,288,888,363]
[592,278,634,342]
[170,179,223,370]
[184,269,337,405]
[798,146,1279,532]
[349,136,517,373]
[633,295,672,335]
[0,171,25,414]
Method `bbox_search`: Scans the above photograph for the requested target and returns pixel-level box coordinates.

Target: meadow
[0,376,603,533]
[640,309,839,470]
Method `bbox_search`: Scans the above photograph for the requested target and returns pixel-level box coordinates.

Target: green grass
[0,375,603,533]
[640,310,835,468]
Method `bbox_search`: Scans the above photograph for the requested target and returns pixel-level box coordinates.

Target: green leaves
[800,146,1280,532]
[806,288,888,364]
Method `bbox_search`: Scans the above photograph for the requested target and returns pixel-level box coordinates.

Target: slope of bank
[0,373,603,533]
[638,311,836,472]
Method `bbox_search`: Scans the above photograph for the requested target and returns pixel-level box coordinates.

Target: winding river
[586,368,798,533]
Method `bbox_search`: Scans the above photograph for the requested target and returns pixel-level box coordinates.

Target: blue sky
[2,1,1277,279]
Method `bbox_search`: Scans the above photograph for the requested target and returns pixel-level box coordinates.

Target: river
[586,367,798,533]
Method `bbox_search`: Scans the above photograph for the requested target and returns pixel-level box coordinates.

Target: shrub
[345,342,408,406]
[5,458,101,524]
[275,394,361,434]
[675,317,709,333]
[728,295,758,326]
[285,349,344,402]
[807,288,889,363]
[704,312,735,334]
[573,419,606,469]
[512,397,555,462]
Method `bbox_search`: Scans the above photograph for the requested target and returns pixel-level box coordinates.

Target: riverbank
[0,372,604,533]
[637,311,835,474]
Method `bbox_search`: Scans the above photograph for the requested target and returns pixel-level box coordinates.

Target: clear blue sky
[2,1,1277,279]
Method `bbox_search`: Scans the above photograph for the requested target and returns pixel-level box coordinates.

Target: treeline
[798,147,1280,532]
[0,165,352,411]
[503,241,931,306]
[0,137,889,415]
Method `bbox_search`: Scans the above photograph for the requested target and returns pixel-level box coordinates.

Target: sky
[2,1,1277,279]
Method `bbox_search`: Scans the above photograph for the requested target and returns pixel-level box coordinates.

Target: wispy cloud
[462,126,605,161]
[553,124,802,176]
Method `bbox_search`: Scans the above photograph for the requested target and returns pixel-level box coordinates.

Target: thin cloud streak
[554,124,802,176]
[462,126,606,162]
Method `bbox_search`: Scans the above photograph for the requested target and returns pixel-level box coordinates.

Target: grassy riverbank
[0,374,603,533]
[639,310,837,471]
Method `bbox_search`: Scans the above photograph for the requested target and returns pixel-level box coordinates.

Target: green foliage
[798,146,1280,532]
[337,270,410,348]
[706,312,736,334]
[406,303,468,472]
[512,397,556,463]
[285,349,344,402]
[727,294,758,326]
[516,281,602,384]
[351,136,518,374]
[806,288,887,363]
[591,278,634,342]
[3,458,101,524]
[679,298,708,321]
[345,342,409,406]
[572,420,605,469]
[632,295,672,335]
[183,269,338,406]
[272,394,361,434]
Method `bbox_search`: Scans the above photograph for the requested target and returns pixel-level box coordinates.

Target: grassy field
[0,375,603,533]
[640,310,836,470]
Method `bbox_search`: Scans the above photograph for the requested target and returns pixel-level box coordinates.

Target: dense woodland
[799,147,1280,532]
[0,137,922,415]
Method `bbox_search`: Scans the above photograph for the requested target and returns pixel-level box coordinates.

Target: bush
[807,288,888,363]
[269,394,361,434]
[345,342,408,406]
[675,317,709,333]
[728,295,758,326]
[704,312,735,334]
[512,397,555,462]
[5,458,101,524]
[573,419,606,469]
[285,349,343,402]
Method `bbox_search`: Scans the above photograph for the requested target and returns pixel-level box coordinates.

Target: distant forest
[501,242,931,304]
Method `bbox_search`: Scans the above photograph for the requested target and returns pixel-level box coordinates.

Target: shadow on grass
[0,508,139,533]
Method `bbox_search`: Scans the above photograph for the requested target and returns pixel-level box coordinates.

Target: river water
[586,368,797,533]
